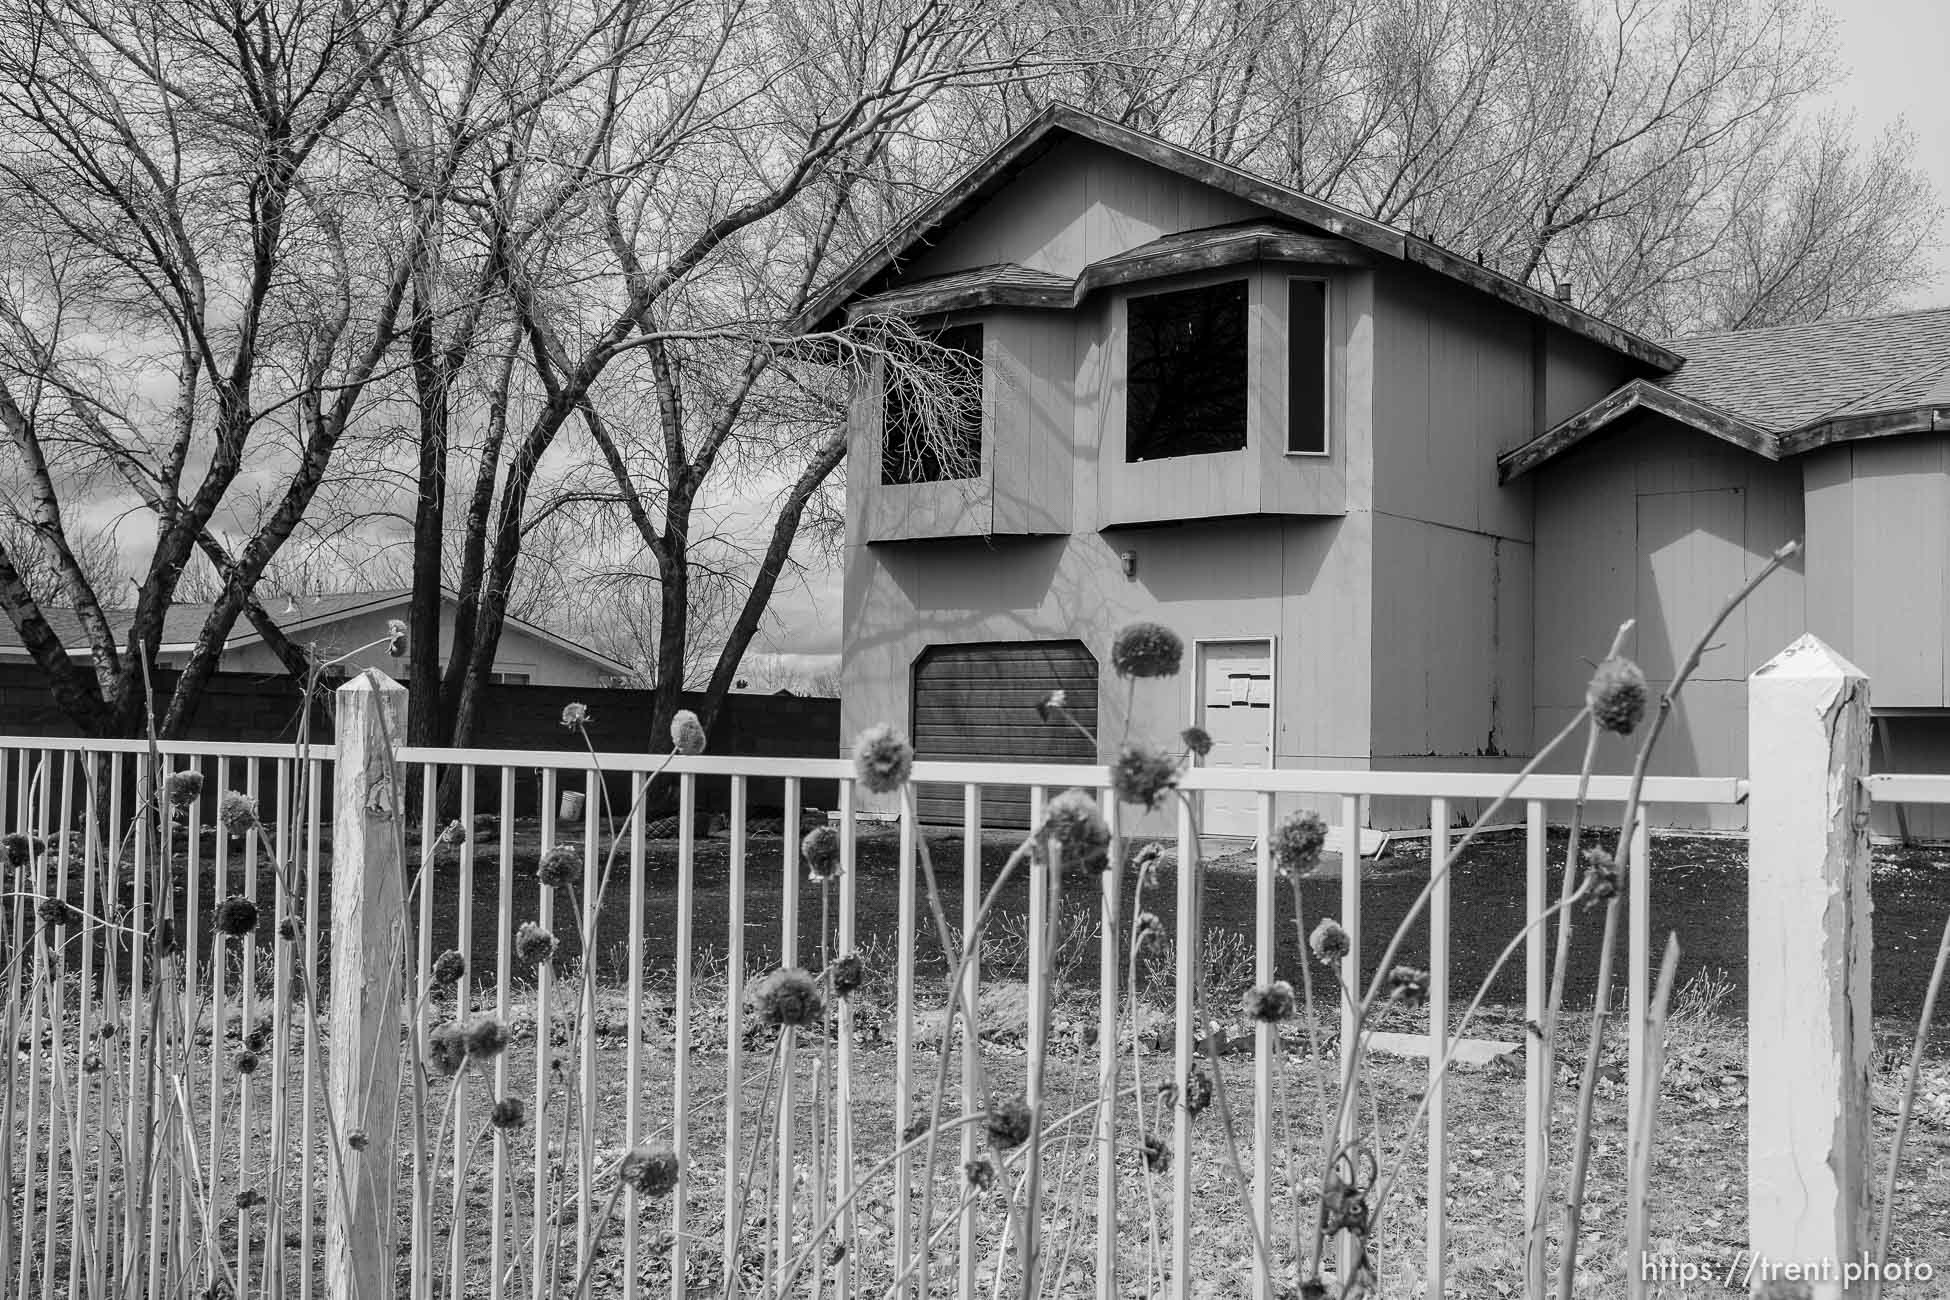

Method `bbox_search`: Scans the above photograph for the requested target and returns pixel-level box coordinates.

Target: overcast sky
[1830,0,1950,306]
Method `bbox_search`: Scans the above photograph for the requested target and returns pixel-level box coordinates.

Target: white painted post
[1746,636,1873,1299]
[327,670,408,1300]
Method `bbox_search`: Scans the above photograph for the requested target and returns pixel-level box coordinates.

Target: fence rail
[0,643,1931,1300]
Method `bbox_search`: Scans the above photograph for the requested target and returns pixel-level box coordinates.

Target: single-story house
[0,587,631,689]
[802,103,1950,836]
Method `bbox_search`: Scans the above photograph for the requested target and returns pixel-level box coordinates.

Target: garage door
[911,640,1099,827]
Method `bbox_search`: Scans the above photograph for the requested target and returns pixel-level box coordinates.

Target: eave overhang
[1500,382,1950,482]
[846,223,1374,321]
[1497,379,1779,482]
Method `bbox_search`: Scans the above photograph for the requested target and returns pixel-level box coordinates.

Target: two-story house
[803,105,1950,836]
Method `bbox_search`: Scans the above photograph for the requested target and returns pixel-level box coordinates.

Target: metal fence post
[327,669,408,1300]
[1746,636,1873,1298]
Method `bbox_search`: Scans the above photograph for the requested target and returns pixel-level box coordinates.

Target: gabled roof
[1497,380,1779,481]
[0,586,632,675]
[799,104,1681,370]
[1661,307,1950,452]
[1499,306,1950,480]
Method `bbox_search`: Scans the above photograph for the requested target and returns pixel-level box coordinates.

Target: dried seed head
[964,1157,995,1191]
[438,820,468,847]
[750,967,824,1028]
[851,724,914,794]
[560,702,590,730]
[163,770,204,809]
[2,832,34,868]
[1183,1066,1213,1118]
[219,792,259,834]
[1243,980,1296,1023]
[801,825,842,881]
[1180,726,1213,759]
[1141,1134,1169,1173]
[491,1097,526,1130]
[514,922,556,966]
[1580,846,1621,903]
[462,1015,510,1060]
[234,1050,259,1075]
[1133,912,1163,952]
[277,917,300,942]
[1386,966,1430,1008]
[1034,689,1067,722]
[213,896,258,938]
[1271,811,1327,877]
[1586,657,1648,736]
[426,1021,468,1077]
[536,845,580,888]
[1110,743,1178,810]
[431,949,466,986]
[37,897,77,928]
[347,1130,368,1152]
[620,1143,680,1197]
[1038,788,1110,870]
[1310,918,1350,965]
[670,710,707,756]
[831,953,865,998]
[985,1095,1033,1150]
[1110,622,1184,678]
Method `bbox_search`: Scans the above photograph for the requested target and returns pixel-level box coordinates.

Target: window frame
[1285,275,1332,459]
[878,320,986,486]
[1121,275,1252,464]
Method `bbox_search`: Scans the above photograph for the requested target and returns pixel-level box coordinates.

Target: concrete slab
[1364,1030,1520,1067]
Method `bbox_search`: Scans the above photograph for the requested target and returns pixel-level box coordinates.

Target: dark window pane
[1288,279,1328,454]
[1126,279,1249,462]
[882,322,983,484]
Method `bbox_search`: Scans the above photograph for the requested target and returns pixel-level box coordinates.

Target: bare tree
[0,0,450,735]
[1005,0,1940,334]
[382,0,1062,756]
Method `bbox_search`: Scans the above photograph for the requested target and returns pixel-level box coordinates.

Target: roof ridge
[1668,302,1950,347]
[1828,351,1950,419]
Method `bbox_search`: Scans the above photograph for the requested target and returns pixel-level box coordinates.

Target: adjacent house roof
[1661,307,1950,450]
[799,103,1682,370]
[0,587,632,675]
[1500,306,1950,480]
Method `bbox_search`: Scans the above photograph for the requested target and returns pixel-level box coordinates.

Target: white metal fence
[0,652,1943,1300]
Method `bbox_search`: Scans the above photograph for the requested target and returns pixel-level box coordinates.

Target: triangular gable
[798,103,1680,370]
[1497,379,1780,482]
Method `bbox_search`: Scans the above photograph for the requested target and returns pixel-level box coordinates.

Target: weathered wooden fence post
[328,669,408,1300]
[1746,636,1873,1298]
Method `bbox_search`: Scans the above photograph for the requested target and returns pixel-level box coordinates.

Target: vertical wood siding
[1801,435,1950,708]
[1529,415,1806,828]
[904,137,1259,280]
[1371,267,1544,544]
[991,312,1076,535]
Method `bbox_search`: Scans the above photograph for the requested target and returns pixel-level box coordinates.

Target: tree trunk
[408,290,449,748]
[696,434,846,734]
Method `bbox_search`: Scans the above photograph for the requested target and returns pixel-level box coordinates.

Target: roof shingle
[1659,306,1950,434]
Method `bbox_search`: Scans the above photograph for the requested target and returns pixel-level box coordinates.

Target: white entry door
[1196,640,1273,836]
